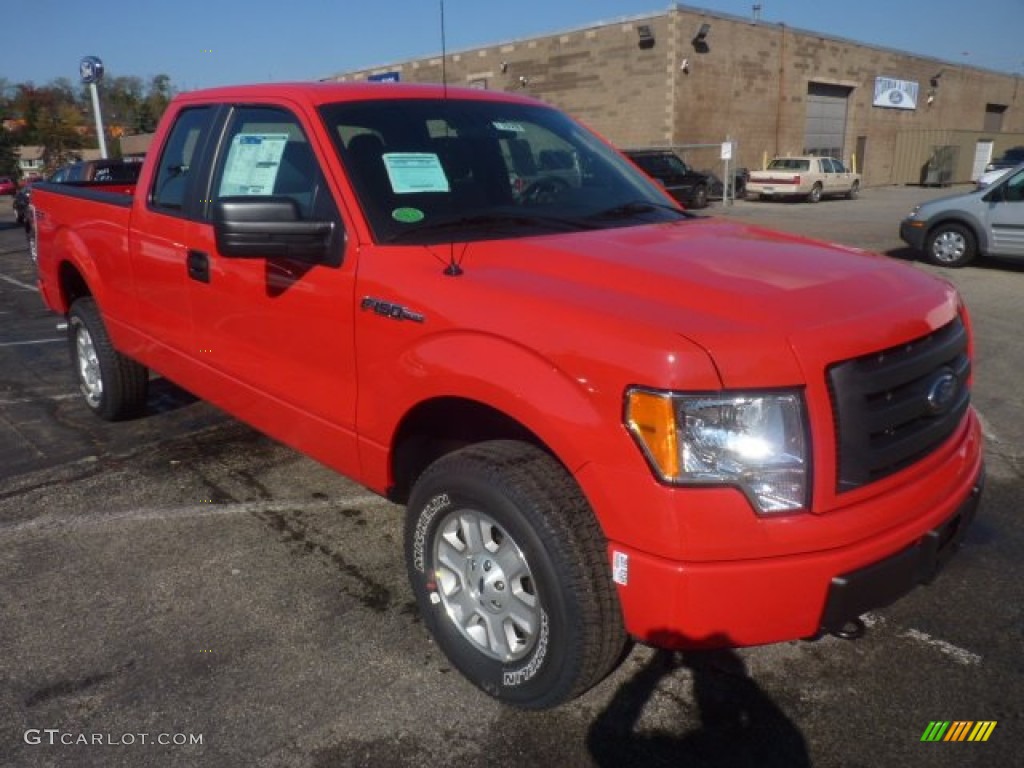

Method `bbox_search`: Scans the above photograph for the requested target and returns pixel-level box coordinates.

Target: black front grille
[828,318,970,492]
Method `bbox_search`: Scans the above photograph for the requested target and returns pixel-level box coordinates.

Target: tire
[68,297,148,420]
[925,222,977,268]
[807,183,823,203]
[690,184,708,209]
[846,181,860,200]
[405,440,627,709]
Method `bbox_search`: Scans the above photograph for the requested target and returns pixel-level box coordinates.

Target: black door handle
[187,250,210,283]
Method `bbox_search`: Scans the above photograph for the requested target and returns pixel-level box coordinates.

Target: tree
[145,74,174,125]
[0,130,18,179]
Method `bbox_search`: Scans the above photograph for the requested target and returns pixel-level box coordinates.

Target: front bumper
[900,218,928,250]
[818,471,982,635]
[584,410,984,649]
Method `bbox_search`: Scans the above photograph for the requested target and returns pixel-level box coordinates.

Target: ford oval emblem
[926,369,958,414]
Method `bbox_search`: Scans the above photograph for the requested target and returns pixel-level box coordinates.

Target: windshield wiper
[384,212,595,243]
[587,200,689,220]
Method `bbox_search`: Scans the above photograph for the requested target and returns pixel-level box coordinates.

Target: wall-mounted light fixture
[500,61,509,74]
[518,75,530,88]
[680,57,690,74]
[637,25,655,50]
[692,22,711,53]
[929,70,943,88]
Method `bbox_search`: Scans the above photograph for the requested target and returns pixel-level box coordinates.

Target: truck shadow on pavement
[587,632,810,768]
[146,377,200,414]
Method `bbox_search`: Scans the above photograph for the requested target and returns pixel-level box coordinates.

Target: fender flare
[375,331,614,473]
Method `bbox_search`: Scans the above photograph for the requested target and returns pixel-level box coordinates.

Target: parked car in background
[746,156,861,202]
[984,146,1024,173]
[0,176,17,196]
[700,166,749,199]
[623,149,711,208]
[900,164,1024,267]
[13,180,40,224]
[58,158,143,183]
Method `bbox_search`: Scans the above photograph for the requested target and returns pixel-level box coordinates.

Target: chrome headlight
[625,388,809,514]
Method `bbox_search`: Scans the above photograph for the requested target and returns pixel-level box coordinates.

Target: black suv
[623,149,711,209]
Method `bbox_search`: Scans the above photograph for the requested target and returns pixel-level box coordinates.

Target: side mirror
[212,197,339,264]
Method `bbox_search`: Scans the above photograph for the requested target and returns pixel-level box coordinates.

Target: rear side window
[151,107,215,213]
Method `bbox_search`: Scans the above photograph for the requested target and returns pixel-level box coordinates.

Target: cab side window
[212,106,336,223]
[151,107,215,213]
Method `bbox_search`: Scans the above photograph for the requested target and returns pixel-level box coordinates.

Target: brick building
[327,4,1024,187]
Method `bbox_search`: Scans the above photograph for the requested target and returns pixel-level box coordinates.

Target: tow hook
[831,617,866,640]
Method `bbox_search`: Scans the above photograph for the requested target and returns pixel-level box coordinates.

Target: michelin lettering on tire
[413,493,450,574]
[503,611,549,687]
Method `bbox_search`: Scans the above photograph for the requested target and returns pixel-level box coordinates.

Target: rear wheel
[405,440,627,709]
[807,183,823,203]
[68,297,148,420]
[690,184,708,209]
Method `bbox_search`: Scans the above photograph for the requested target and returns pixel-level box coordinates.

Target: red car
[0,176,17,196]
[31,82,984,709]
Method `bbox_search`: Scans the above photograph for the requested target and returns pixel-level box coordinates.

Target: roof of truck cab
[172,81,545,108]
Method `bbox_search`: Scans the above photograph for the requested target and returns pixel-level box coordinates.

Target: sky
[2,0,1022,91]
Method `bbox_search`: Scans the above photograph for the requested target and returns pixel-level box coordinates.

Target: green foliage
[0,130,18,178]
[0,73,176,175]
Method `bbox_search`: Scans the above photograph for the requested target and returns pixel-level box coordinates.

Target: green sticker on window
[392,207,425,223]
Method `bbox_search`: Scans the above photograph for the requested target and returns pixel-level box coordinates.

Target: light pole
[79,56,108,159]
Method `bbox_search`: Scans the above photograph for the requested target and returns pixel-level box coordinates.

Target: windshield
[319,98,685,244]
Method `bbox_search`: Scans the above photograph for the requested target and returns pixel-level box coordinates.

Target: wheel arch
[926,214,988,253]
[372,333,622,507]
[57,259,94,313]
[388,396,567,506]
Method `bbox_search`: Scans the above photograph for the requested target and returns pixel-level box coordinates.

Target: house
[16,145,104,179]
[15,145,45,180]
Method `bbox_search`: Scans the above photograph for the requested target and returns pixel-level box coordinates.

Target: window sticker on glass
[382,153,450,194]
[492,121,525,133]
[220,133,289,195]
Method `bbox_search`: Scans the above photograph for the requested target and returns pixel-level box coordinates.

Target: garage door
[804,83,852,159]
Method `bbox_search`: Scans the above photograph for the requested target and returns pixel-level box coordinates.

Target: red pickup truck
[32,82,984,709]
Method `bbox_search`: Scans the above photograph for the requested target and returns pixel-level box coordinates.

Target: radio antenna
[440,0,448,96]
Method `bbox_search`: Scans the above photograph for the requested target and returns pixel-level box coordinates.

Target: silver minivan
[900,163,1024,267]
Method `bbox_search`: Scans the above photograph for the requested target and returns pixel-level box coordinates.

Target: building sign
[368,71,401,83]
[873,76,918,110]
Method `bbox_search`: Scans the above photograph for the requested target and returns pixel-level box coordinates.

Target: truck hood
[468,217,960,388]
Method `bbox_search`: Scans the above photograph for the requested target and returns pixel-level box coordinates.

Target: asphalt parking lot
[1,186,1021,768]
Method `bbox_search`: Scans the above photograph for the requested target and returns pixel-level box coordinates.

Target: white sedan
[746,156,861,203]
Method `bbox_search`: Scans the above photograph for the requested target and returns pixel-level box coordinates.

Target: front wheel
[68,297,149,420]
[925,222,977,268]
[405,440,627,709]
[846,181,860,199]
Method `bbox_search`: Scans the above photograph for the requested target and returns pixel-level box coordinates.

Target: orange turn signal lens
[625,390,680,479]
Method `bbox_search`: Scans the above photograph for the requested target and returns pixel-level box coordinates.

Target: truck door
[130,106,217,355]
[986,168,1024,257]
[182,104,359,440]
